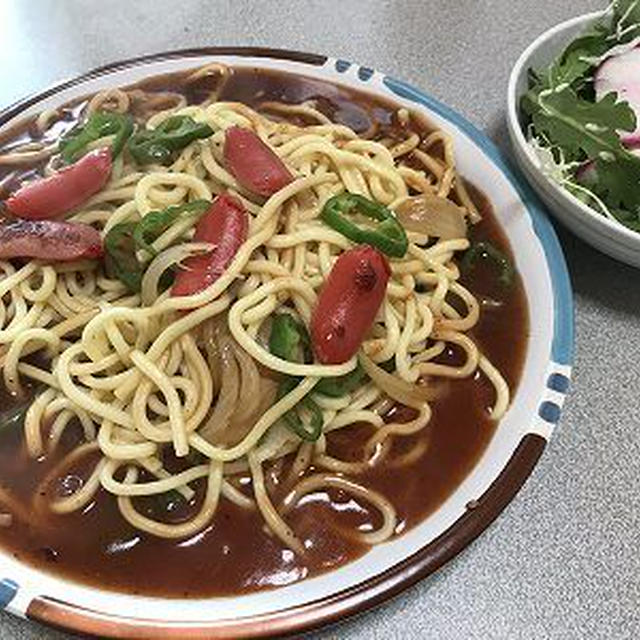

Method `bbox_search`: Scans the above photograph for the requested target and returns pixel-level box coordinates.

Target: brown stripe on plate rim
[0,47,327,128]
[26,433,546,639]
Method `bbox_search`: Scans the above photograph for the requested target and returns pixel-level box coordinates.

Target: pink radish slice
[595,46,640,144]
[575,160,598,185]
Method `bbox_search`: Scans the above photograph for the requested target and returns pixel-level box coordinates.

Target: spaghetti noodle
[0,63,512,555]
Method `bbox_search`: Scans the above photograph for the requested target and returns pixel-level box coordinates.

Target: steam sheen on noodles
[0,64,510,552]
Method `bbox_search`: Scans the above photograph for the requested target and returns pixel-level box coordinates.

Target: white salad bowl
[507,11,640,268]
[0,48,574,638]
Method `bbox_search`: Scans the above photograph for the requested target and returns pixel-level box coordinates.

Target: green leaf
[539,2,640,92]
[530,87,633,163]
[530,86,640,210]
[547,25,611,89]
[613,0,640,28]
[532,88,636,157]
[524,0,640,103]
[521,0,640,227]
[611,206,640,231]
[595,154,640,210]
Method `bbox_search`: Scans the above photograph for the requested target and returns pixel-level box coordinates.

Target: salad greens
[522,0,640,230]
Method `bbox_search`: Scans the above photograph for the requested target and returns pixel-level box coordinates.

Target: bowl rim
[506,9,640,249]
[0,46,574,639]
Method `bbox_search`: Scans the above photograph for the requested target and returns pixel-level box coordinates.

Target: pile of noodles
[0,64,509,551]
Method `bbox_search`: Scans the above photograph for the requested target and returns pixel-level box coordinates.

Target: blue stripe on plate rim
[0,53,575,616]
[0,578,18,610]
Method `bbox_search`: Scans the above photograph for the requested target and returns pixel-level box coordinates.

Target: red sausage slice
[6,147,112,220]
[311,245,390,364]
[172,193,248,297]
[0,219,103,261]
[223,126,293,197]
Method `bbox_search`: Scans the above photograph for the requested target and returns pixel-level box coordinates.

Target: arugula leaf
[531,88,635,157]
[611,206,640,231]
[595,154,640,210]
[526,1,640,97]
[547,25,611,89]
[530,86,640,210]
[613,0,640,31]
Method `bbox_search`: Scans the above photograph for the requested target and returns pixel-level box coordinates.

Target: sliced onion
[394,194,467,239]
[141,242,213,306]
[360,353,438,409]
[199,334,240,442]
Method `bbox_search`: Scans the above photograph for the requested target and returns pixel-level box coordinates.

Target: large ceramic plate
[0,48,574,638]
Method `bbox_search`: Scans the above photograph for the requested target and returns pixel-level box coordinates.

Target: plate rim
[0,46,574,639]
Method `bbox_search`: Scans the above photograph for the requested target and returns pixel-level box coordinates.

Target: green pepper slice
[320,193,408,258]
[105,200,213,291]
[133,199,210,256]
[269,315,320,441]
[269,313,367,398]
[60,111,134,164]
[461,241,514,287]
[268,309,367,440]
[104,222,143,292]
[269,313,312,363]
[314,361,366,397]
[277,377,323,442]
[128,115,214,165]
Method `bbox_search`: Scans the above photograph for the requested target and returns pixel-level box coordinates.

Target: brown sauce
[0,67,528,597]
